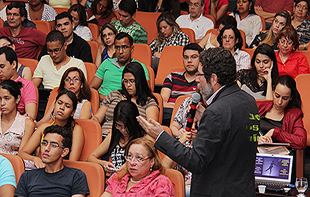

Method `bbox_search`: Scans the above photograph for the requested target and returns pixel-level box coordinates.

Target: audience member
[204,0,229,27]
[161,43,202,126]
[199,15,237,49]
[18,90,84,169]
[275,26,310,79]
[217,25,251,71]
[15,125,89,196]
[237,43,279,99]
[87,100,145,172]
[0,0,7,21]
[89,33,149,101]
[87,0,116,29]
[111,0,147,44]
[95,23,117,67]
[176,0,214,42]
[101,137,175,197]
[292,0,310,50]
[33,30,87,90]
[0,80,35,155]
[150,12,191,75]
[0,2,46,59]
[230,0,263,46]
[38,67,91,127]
[0,47,37,119]
[39,12,93,63]
[250,10,291,49]
[48,0,78,9]
[258,75,306,150]
[69,4,92,41]
[0,155,16,196]
[94,62,157,135]
[137,47,259,196]
[80,0,93,10]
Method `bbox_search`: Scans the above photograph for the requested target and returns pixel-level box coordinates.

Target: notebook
[255,153,293,190]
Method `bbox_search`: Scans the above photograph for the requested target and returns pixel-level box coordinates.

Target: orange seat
[158,126,172,159]
[181,28,195,43]
[204,15,216,27]
[134,11,161,44]
[170,95,191,125]
[0,18,4,27]
[296,51,310,68]
[155,46,184,85]
[132,43,152,68]
[258,15,266,31]
[87,41,99,63]
[153,93,163,124]
[18,58,39,75]
[88,23,99,41]
[0,153,25,185]
[164,169,185,197]
[180,10,188,15]
[243,48,255,59]
[63,160,105,197]
[53,7,69,14]
[84,62,98,82]
[31,20,51,35]
[145,65,155,92]
[113,10,119,19]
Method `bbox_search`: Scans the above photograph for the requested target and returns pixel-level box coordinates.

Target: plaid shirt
[295,18,310,45]
[149,31,190,54]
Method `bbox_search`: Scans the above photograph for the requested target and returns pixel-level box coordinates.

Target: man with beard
[137,47,259,196]
[160,43,202,126]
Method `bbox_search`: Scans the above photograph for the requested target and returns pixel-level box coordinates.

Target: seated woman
[230,0,263,47]
[87,100,145,172]
[86,0,116,29]
[101,137,175,196]
[291,0,310,50]
[217,25,251,71]
[199,15,237,49]
[38,67,92,127]
[204,0,229,27]
[94,62,158,135]
[69,4,93,41]
[0,80,35,155]
[95,23,117,67]
[250,10,291,49]
[18,90,85,168]
[237,43,279,99]
[258,75,306,150]
[149,12,190,75]
[275,26,310,79]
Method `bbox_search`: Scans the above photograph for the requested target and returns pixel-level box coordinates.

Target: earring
[150,166,153,172]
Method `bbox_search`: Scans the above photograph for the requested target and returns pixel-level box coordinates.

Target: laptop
[255,153,293,191]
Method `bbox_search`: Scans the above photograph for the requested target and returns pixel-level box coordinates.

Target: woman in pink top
[101,137,175,197]
[275,26,310,78]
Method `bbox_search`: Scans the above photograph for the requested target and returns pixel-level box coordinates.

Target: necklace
[130,177,141,184]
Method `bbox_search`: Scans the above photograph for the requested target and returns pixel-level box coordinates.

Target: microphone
[185,93,201,132]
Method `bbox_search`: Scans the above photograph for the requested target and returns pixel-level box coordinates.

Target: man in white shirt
[176,0,214,42]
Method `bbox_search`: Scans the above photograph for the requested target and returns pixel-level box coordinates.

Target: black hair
[219,15,237,27]
[295,0,310,12]
[200,47,236,85]
[90,0,113,18]
[119,0,137,16]
[233,0,256,15]
[0,80,22,99]
[6,2,27,18]
[68,4,88,26]
[183,43,203,56]
[217,24,243,50]
[46,30,65,45]
[56,12,73,24]
[0,36,13,45]
[0,46,18,66]
[115,32,133,46]
[108,100,145,155]
[43,125,73,150]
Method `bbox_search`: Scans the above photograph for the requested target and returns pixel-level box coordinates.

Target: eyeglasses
[47,45,64,54]
[195,72,204,77]
[279,39,294,46]
[184,54,199,60]
[296,4,308,10]
[189,2,201,7]
[40,141,65,149]
[122,79,135,85]
[65,77,80,83]
[222,35,235,40]
[115,122,128,131]
[102,32,114,39]
[125,155,151,163]
[115,45,131,51]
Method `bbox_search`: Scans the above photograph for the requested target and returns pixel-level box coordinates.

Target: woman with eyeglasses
[275,26,309,79]
[37,67,92,127]
[95,23,117,67]
[291,0,310,50]
[249,10,291,49]
[100,137,175,196]
[19,90,84,169]
[86,0,116,29]
[0,80,35,155]
[93,62,159,136]
[87,100,146,173]
[69,4,92,41]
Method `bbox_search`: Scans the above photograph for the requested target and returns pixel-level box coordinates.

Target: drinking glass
[296,177,308,197]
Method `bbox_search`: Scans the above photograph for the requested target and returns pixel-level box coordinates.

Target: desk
[256,189,310,196]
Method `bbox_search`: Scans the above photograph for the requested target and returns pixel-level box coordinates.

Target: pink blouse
[105,170,175,196]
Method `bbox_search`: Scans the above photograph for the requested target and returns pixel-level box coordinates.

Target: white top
[73,25,93,41]
[0,5,6,21]
[176,14,214,40]
[233,49,251,71]
[25,3,57,22]
[73,99,87,119]
[230,13,263,46]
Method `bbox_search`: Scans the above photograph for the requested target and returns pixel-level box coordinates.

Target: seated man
[89,32,149,101]
[15,125,90,197]
[176,0,214,42]
[0,47,37,119]
[161,43,202,126]
[39,12,92,63]
[0,2,46,59]
[32,30,87,90]
[0,155,16,197]
[111,0,148,44]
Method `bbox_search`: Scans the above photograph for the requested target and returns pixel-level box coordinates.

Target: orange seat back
[31,20,51,35]
[204,14,216,27]
[181,28,195,43]
[243,48,255,59]
[259,15,266,30]
[170,95,191,125]
[164,169,185,197]
[296,51,310,69]
[0,153,25,185]
[54,7,69,14]
[84,62,98,82]
[88,23,99,41]
[158,126,172,159]
[0,18,4,27]
[18,58,39,75]
[87,41,99,63]
[145,65,155,92]
[153,93,163,124]
[132,43,152,67]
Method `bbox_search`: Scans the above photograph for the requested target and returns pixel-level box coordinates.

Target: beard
[198,82,213,101]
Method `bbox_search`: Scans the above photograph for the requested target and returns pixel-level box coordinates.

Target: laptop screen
[255,153,293,183]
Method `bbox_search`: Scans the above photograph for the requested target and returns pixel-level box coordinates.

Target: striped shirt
[295,18,310,45]
[111,20,147,44]
[233,49,251,71]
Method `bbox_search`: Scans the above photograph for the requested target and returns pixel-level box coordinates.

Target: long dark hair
[90,0,113,19]
[249,43,279,96]
[69,4,88,26]
[108,100,145,155]
[217,24,243,50]
[274,75,302,110]
[0,80,22,110]
[120,62,157,106]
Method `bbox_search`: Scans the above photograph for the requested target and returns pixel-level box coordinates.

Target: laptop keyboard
[255,182,288,191]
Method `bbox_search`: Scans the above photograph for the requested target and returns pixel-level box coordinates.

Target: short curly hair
[200,47,236,86]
